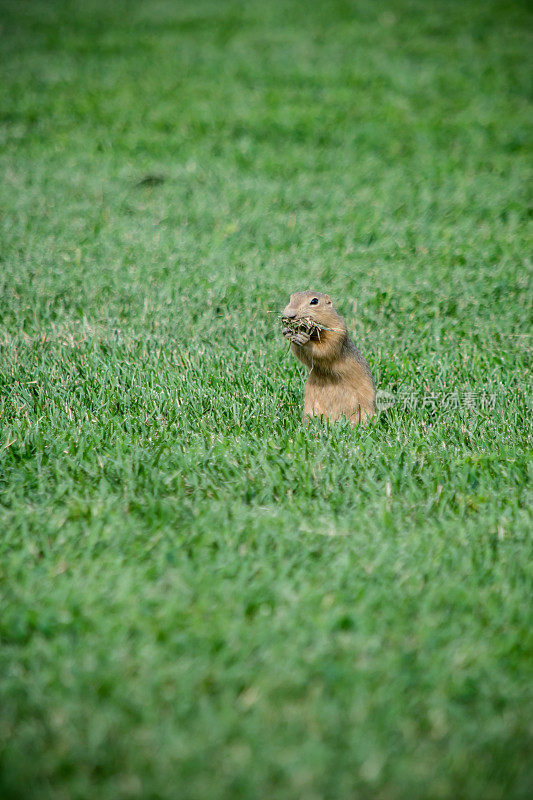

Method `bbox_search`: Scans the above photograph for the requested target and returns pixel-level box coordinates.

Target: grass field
[1,1,532,798]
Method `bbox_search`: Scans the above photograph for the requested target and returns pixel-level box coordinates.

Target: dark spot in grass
[136,174,166,188]
[245,602,259,618]
[334,614,356,631]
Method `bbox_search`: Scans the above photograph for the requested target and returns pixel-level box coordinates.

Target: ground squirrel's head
[283,290,331,318]
[283,291,345,329]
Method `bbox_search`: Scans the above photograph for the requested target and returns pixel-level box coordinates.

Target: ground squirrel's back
[282,291,375,425]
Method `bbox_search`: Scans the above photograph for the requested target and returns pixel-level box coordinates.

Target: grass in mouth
[281,316,339,335]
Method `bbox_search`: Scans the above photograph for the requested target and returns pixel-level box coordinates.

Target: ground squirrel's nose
[284,312,296,319]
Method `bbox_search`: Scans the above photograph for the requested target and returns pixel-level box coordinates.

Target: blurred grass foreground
[0,1,532,799]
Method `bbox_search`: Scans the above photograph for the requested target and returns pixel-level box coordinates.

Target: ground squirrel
[282,291,376,425]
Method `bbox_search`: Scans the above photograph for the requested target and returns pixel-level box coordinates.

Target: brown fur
[283,291,376,425]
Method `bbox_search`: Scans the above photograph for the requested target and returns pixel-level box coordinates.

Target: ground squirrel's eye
[310,298,319,305]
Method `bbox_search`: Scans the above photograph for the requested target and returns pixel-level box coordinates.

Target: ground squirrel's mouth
[282,315,320,333]
[282,315,336,342]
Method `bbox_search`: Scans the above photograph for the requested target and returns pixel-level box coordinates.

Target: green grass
[1,0,532,798]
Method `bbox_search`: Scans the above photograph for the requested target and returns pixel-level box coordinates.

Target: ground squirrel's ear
[324,294,332,304]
